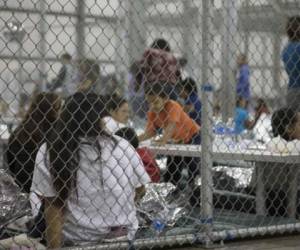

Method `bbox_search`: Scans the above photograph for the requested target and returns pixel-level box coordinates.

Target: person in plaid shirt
[140,38,181,100]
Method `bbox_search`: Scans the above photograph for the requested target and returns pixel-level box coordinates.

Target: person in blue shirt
[179,77,202,125]
[282,16,300,111]
[236,54,250,100]
[234,96,262,135]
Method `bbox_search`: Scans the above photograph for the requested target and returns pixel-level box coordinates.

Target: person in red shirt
[115,127,160,183]
[140,38,181,100]
[138,83,201,190]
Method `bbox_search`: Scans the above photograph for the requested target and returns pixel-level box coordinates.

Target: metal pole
[220,0,238,122]
[76,0,85,58]
[272,33,284,106]
[182,1,196,79]
[201,0,214,246]
[127,0,146,64]
[114,0,127,95]
[63,222,300,250]
[38,0,47,91]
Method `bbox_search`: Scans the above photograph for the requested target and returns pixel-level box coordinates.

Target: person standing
[48,53,79,98]
[236,53,251,101]
[140,38,181,100]
[282,16,300,111]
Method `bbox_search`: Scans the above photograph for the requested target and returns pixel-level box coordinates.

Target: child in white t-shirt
[31,93,150,248]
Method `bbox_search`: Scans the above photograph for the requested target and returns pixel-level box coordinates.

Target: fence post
[201,1,214,245]
[38,0,47,92]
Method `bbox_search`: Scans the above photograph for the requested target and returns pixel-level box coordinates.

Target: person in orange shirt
[139,83,201,192]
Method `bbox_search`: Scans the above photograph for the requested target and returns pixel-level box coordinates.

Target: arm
[244,111,262,130]
[138,129,156,142]
[155,122,176,145]
[44,198,64,249]
[135,185,146,202]
[183,104,194,114]
[50,66,66,90]
[77,79,93,92]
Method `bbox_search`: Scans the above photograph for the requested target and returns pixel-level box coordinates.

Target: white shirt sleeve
[31,143,56,197]
[103,116,125,134]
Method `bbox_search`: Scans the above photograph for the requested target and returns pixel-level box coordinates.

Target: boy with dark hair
[115,127,160,183]
[138,83,201,189]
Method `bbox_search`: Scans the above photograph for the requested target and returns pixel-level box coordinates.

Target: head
[25,92,61,135]
[150,38,171,52]
[236,53,247,66]
[49,92,111,207]
[145,83,169,113]
[79,58,100,83]
[255,98,270,114]
[61,53,72,64]
[271,107,300,141]
[236,96,248,109]
[180,77,198,98]
[286,16,300,42]
[115,127,139,149]
[107,95,130,124]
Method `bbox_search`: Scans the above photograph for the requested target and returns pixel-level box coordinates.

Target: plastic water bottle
[152,218,166,236]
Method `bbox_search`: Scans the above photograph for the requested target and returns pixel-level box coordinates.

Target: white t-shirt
[31,135,150,244]
[103,116,125,134]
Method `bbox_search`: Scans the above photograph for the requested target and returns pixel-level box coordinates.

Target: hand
[153,139,167,146]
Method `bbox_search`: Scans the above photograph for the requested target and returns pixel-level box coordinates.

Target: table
[147,143,300,218]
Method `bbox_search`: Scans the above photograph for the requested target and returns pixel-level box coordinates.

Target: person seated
[7,92,61,193]
[138,83,201,190]
[252,98,272,143]
[272,107,300,141]
[115,127,160,183]
[77,58,100,93]
[179,77,202,125]
[102,95,130,134]
[31,93,150,248]
[234,96,262,135]
[256,107,300,217]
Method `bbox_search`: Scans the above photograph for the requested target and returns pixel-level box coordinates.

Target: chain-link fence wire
[0,0,300,249]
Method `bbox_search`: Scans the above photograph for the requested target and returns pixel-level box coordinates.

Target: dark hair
[151,38,171,52]
[49,92,113,207]
[145,83,168,99]
[271,107,298,141]
[61,53,72,61]
[236,96,248,107]
[181,77,198,94]
[255,98,268,112]
[79,58,100,84]
[286,16,300,42]
[107,95,128,112]
[22,92,61,143]
[115,127,139,149]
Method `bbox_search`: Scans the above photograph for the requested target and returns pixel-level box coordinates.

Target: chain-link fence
[0,0,300,249]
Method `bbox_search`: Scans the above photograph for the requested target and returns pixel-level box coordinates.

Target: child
[138,83,201,189]
[234,96,262,135]
[179,77,202,125]
[115,127,160,183]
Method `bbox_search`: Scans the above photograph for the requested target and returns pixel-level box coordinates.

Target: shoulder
[240,64,249,72]
[166,100,182,111]
[166,100,180,108]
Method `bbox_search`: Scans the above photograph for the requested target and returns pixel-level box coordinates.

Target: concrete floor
[169,234,300,250]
